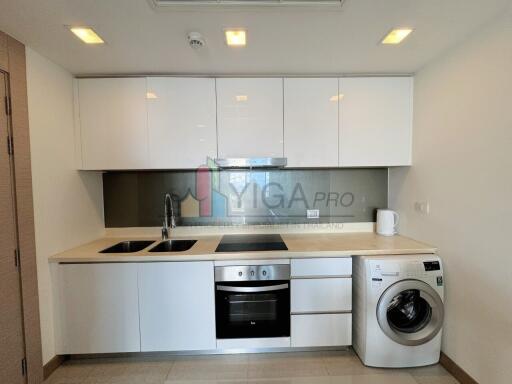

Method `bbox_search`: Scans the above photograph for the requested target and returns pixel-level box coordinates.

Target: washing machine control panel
[423,261,441,271]
[369,259,443,290]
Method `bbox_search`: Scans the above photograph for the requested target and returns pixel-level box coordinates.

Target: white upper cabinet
[74,76,414,169]
[216,78,284,158]
[77,78,148,170]
[284,78,339,167]
[339,77,413,167]
[147,77,217,169]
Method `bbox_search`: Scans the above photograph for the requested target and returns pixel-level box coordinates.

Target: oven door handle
[216,283,289,293]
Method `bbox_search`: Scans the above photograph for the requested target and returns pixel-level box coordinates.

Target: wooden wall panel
[0,31,8,71]
[6,35,44,384]
[0,71,26,384]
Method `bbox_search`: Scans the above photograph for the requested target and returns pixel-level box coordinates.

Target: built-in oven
[215,264,290,339]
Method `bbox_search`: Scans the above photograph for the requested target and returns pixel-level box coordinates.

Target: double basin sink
[100,239,197,254]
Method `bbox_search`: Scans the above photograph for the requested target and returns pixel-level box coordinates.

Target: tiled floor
[44,350,459,384]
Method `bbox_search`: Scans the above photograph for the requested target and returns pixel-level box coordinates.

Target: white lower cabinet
[55,263,141,354]
[291,314,352,347]
[291,257,352,278]
[291,278,352,313]
[55,258,354,354]
[290,257,352,348]
[138,262,216,352]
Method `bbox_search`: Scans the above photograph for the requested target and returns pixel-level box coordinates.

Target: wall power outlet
[414,201,430,215]
[307,209,320,219]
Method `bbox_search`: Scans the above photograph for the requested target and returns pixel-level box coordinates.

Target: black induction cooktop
[215,234,288,253]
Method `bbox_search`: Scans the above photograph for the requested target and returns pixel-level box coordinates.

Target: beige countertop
[49,232,436,263]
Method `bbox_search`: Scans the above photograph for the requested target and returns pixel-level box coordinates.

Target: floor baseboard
[43,354,68,380]
[440,352,478,384]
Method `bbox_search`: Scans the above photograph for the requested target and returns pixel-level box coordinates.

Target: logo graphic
[176,157,357,220]
[180,158,227,218]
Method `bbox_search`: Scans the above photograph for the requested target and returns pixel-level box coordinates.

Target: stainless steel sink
[149,240,197,252]
[100,240,155,253]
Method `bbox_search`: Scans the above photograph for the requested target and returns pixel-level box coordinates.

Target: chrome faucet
[162,193,176,241]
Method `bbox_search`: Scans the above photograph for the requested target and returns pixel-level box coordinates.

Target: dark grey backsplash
[103,169,388,227]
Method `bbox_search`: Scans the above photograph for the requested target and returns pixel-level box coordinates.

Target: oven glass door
[215,281,290,339]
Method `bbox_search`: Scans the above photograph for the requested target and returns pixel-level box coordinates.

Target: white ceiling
[0,0,509,75]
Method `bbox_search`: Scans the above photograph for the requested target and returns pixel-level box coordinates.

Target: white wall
[389,14,512,384]
[26,48,105,364]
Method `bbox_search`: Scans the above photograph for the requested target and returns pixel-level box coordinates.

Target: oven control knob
[262,270,267,276]
[250,271,255,276]
[238,271,243,277]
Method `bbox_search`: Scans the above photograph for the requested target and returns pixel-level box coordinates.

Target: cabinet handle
[217,284,289,293]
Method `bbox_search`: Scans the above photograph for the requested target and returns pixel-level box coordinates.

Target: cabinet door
[77,78,148,169]
[216,78,283,158]
[139,262,216,352]
[147,77,217,168]
[339,77,413,166]
[291,278,352,313]
[291,257,352,278]
[284,78,338,167]
[291,314,352,347]
[55,264,140,354]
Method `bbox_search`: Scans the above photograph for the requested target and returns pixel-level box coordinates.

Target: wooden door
[0,71,26,383]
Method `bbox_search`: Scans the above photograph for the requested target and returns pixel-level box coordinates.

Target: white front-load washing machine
[353,254,444,368]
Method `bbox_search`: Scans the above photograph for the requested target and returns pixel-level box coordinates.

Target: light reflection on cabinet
[339,77,413,166]
[147,77,217,169]
[284,78,339,167]
[77,78,148,170]
[216,78,284,158]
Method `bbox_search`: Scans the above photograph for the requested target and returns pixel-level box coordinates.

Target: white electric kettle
[376,209,399,236]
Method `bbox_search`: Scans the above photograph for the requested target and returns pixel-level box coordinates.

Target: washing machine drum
[377,279,444,346]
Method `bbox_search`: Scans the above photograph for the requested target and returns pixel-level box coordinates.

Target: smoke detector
[187,32,205,49]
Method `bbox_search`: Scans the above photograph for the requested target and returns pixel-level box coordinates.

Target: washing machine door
[377,279,444,346]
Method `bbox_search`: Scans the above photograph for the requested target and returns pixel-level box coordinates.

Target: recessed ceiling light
[381,28,413,45]
[225,29,247,47]
[146,92,158,99]
[330,94,344,102]
[235,95,248,102]
[69,27,105,44]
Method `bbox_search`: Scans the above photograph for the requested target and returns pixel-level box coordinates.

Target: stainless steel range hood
[214,158,287,169]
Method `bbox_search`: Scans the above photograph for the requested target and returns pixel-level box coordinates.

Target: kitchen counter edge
[49,233,437,263]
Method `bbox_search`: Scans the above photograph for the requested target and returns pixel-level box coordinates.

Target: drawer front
[291,258,352,277]
[291,313,352,347]
[291,278,352,313]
